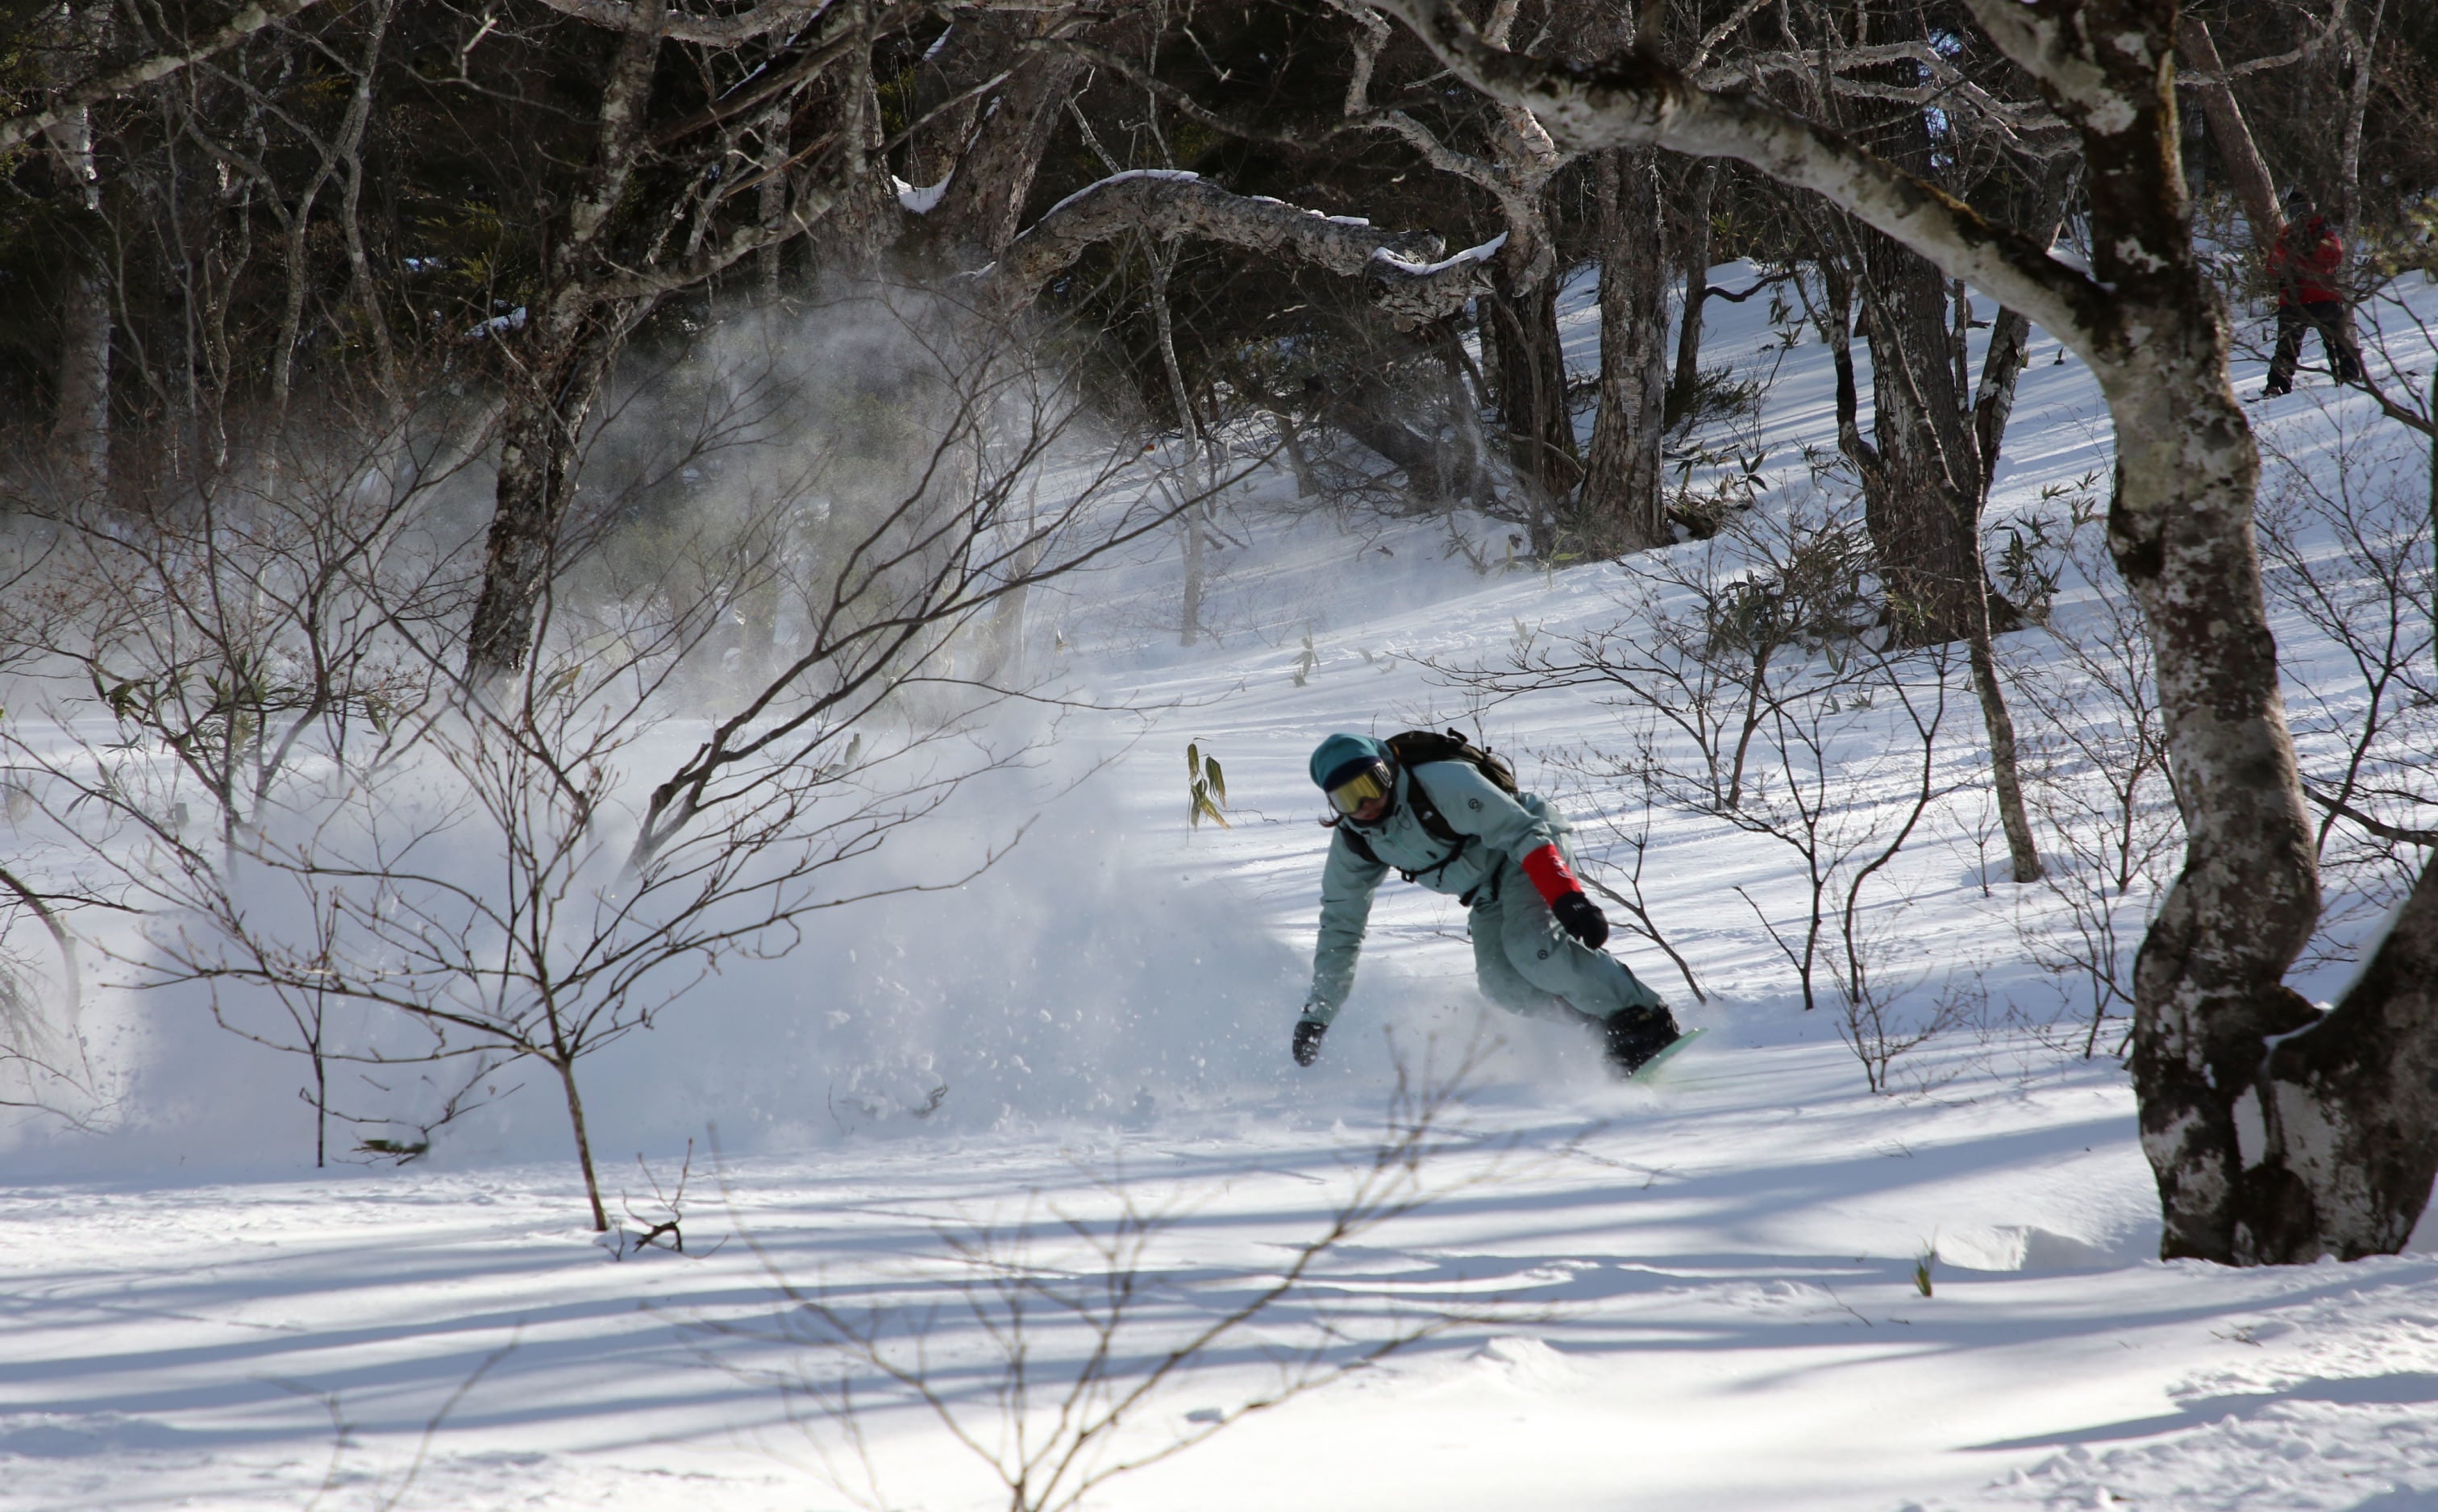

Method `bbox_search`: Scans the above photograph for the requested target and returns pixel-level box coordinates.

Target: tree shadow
[1971,1372,2438,1452]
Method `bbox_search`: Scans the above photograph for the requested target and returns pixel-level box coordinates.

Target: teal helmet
[1311,733,1397,817]
[1309,733,1389,791]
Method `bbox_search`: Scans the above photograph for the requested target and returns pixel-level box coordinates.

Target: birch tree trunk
[44,3,113,491]
[2335,0,2384,234]
[1148,248,1204,646]
[2061,13,2340,1266]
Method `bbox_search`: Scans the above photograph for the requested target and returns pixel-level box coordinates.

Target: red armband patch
[1519,844,1580,906]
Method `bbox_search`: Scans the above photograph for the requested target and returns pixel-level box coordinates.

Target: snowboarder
[1291,731,1680,1077]
[2262,195,2362,397]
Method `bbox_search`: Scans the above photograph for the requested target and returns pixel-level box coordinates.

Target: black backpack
[1332,729,1521,884]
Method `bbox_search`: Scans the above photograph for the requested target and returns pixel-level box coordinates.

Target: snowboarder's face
[1349,791,1391,824]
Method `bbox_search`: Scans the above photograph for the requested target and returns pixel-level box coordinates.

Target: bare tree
[723,1042,1508,1512]
[2012,523,2185,1058]
[2255,413,2438,968]
[164,292,1224,1223]
[1329,0,1579,513]
[0,400,484,1159]
[460,0,894,681]
[1377,0,2438,1266]
[0,0,331,153]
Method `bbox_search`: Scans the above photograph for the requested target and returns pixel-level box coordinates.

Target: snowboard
[1626,1025,1708,1082]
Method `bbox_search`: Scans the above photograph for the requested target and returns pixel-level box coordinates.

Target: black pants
[2268,299,2363,388]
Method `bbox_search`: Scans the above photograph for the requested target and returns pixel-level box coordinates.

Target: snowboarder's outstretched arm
[1304,828,1388,1029]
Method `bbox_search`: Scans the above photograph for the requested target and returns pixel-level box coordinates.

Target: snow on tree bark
[988,172,1492,327]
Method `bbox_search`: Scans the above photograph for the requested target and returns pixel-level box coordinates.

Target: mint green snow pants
[1468,856,1665,1021]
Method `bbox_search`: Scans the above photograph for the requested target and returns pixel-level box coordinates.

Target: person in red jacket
[2263,196,2364,397]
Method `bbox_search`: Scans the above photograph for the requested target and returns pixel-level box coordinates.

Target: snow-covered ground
[6,268,2438,1511]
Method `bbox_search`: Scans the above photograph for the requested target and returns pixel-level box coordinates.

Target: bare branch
[0,0,329,152]
[2305,785,2438,847]
[1376,0,2108,359]
[0,866,81,1020]
[2175,4,2346,83]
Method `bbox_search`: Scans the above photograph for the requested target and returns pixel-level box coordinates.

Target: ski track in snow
[4,267,2438,1510]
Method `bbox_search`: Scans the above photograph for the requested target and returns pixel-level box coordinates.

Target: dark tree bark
[464,318,624,679]
[1965,284,2049,887]
[1487,262,1578,511]
[40,5,114,490]
[1853,222,1987,646]
[49,153,113,490]
[1832,194,2049,884]
[898,17,989,190]
[1578,145,1670,551]
[1317,370,1485,504]
[813,64,899,276]
[2241,853,2438,1261]
[2176,18,2283,240]
[462,0,874,680]
[1670,158,1720,405]
[463,19,664,681]
[928,28,1084,257]
[1971,308,2035,500]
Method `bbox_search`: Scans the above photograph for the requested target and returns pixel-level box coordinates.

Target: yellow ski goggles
[1325,759,1395,816]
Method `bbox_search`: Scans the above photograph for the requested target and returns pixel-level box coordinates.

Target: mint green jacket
[1304,760,1568,1020]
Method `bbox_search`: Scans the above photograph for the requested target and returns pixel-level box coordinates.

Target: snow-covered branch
[985,171,1492,326]
[525,0,850,48]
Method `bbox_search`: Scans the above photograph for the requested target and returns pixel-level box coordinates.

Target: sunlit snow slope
[4,267,2437,1512]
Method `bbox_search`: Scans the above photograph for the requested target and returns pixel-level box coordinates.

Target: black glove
[1292,1018,1328,1067]
[1552,891,1610,949]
